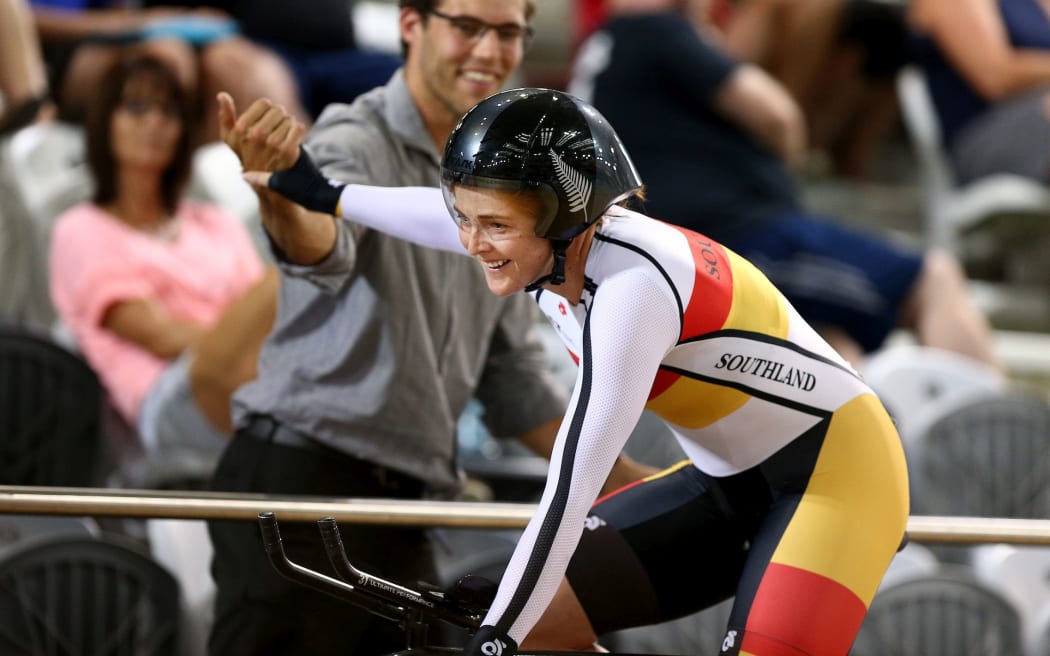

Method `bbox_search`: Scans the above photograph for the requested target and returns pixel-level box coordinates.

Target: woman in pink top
[49,54,275,485]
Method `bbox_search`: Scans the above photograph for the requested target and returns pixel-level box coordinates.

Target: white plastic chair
[1030,602,1050,656]
[896,66,1050,263]
[972,544,1050,656]
[185,142,269,260]
[854,567,1025,656]
[351,1,402,55]
[880,541,941,591]
[0,122,92,242]
[147,519,215,656]
[186,142,258,224]
[0,515,99,552]
[904,388,1050,520]
[861,343,1006,442]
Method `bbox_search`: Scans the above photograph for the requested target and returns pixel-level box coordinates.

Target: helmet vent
[549,150,592,214]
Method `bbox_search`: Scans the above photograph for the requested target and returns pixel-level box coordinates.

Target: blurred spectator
[719,0,910,179]
[144,0,403,118]
[30,0,308,143]
[48,54,276,484]
[908,0,1050,185]
[0,0,55,327]
[574,0,607,47]
[570,0,1001,372]
[0,0,55,134]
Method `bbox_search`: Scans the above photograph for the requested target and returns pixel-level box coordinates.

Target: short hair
[398,0,537,57]
[85,54,193,215]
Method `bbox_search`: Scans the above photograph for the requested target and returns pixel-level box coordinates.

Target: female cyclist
[239,88,909,656]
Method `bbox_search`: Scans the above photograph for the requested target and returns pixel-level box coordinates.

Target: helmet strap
[525,239,571,292]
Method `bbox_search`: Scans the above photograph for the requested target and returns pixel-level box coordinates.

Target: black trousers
[207,423,437,656]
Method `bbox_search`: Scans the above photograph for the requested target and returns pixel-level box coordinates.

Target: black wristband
[267,146,346,215]
[462,624,517,656]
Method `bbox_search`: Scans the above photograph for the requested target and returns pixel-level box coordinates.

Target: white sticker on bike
[584,515,606,531]
[721,629,737,652]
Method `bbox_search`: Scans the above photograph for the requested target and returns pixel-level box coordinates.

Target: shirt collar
[383,69,442,167]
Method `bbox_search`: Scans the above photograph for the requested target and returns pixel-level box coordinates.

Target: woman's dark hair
[397,0,536,57]
[85,54,193,214]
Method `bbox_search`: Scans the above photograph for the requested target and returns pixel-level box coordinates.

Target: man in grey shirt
[208,1,653,654]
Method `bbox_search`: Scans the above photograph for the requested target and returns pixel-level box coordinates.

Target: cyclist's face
[452,185,552,296]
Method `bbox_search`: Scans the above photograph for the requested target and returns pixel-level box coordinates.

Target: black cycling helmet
[440,88,642,243]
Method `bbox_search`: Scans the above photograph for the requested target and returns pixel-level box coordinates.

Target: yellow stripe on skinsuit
[647,377,749,429]
[769,394,910,606]
[722,249,791,338]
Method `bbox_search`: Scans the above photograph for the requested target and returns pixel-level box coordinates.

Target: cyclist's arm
[466,271,679,655]
[337,184,465,253]
[244,151,466,254]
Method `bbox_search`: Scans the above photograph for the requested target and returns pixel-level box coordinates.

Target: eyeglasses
[427,9,534,50]
[453,213,524,242]
[118,98,181,119]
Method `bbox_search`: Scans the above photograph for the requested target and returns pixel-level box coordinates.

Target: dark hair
[397,0,537,57]
[85,54,193,214]
[838,0,910,79]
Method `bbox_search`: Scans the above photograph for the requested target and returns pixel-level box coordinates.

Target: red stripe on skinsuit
[648,226,733,400]
[740,562,867,655]
[648,368,678,399]
[668,225,734,341]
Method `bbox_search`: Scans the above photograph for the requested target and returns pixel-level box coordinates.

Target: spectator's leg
[724,0,845,106]
[899,250,1002,373]
[814,325,865,369]
[57,38,197,123]
[197,37,309,144]
[828,79,900,179]
[135,37,198,93]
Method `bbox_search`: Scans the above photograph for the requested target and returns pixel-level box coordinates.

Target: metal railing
[3,485,1050,546]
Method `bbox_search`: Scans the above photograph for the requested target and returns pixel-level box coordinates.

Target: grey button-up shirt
[232,70,568,495]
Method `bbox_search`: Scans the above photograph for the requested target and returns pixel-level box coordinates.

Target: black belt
[240,415,325,452]
[237,415,424,493]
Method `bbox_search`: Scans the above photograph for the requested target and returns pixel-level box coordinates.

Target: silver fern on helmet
[549,150,592,215]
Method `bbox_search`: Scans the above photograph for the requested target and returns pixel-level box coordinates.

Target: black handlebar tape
[258,511,281,554]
